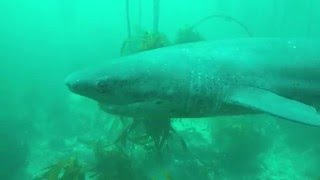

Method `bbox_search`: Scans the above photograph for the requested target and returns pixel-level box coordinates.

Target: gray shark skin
[65,38,320,126]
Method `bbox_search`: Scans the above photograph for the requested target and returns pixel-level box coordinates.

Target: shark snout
[65,78,80,93]
[65,71,91,94]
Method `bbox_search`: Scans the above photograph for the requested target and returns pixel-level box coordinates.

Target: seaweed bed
[24,95,320,180]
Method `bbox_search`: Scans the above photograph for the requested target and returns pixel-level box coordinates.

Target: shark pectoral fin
[228,87,320,127]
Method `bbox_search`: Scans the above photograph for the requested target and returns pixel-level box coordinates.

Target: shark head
[65,54,169,106]
[65,68,112,103]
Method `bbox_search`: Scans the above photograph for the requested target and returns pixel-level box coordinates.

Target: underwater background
[1,0,320,179]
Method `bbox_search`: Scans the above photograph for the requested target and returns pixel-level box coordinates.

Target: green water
[1,0,320,179]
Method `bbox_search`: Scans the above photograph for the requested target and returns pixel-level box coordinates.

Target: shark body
[65,38,320,126]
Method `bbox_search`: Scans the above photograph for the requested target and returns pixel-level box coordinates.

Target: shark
[65,38,320,127]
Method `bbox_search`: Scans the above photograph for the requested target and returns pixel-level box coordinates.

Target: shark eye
[96,80,109,93]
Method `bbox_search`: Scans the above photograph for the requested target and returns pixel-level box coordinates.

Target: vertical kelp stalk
[306,0,313,37]
[153,0,160,33]
[126,0,132,38]
[138,0,142,29]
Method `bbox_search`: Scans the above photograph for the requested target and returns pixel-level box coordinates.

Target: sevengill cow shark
[65,38,320,127]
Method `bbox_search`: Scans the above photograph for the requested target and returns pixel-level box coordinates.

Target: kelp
[121,31,170,56]
[35,140,149,180]
[210,116,272,175]
[33,157,85,180]
[190,14,253,37]
[120,8,252,55]
[175,26,204,44]
[90,141,148,180]
[116,117,187,151]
